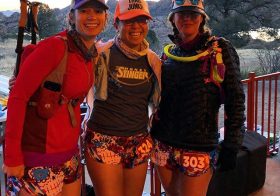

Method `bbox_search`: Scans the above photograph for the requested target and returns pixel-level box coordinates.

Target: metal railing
[243,72,280,155]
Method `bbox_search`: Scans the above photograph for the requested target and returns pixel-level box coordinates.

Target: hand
[2,164,25,179]
[8,75,16,91]
[149,110,160,128]
[216,144,238,172]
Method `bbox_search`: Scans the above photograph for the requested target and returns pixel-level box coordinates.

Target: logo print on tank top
[115,66,149,80]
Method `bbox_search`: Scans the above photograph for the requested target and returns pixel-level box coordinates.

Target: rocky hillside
[1,0,279,52]
[0,12,20,39]
[0,0,172,53]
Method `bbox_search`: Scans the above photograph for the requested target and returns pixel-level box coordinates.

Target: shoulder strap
[42,36,68,86]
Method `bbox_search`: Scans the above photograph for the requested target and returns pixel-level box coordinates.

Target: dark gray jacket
[151,35,245,153]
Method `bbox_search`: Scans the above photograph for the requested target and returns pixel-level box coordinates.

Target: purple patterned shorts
[151,139,218,177]
[6,153,82,196]
[85,129,153,168]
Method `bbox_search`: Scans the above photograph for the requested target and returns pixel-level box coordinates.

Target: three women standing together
[3,0,245,196]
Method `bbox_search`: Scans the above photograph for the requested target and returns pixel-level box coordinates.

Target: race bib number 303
[180,152,210,170]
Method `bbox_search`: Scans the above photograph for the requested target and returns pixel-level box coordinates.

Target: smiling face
[70,5,107,47]
[117,16,149,51]
[173,11,203,42]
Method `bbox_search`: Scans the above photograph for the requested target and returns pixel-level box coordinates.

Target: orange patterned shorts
[6,153,81,196]
[85,130,153,168]
[151,139,218,177]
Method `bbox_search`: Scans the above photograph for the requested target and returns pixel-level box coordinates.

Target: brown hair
[68,9,75,30]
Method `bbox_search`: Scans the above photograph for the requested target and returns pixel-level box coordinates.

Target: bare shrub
[0,40,16,76]
[0,39,29,77]
[256,49,280,74]
[240,66,262,80]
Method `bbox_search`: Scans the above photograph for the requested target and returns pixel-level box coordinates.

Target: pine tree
[37,4,60,39]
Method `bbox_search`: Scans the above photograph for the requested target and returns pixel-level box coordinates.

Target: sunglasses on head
[175,0,200,6]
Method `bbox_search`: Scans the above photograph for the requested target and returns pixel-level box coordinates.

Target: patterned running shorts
[6,153,82,196]
[151,139,219,177]
[85,130,153,168]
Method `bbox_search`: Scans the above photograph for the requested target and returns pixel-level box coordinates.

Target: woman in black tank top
[84,0,161,196]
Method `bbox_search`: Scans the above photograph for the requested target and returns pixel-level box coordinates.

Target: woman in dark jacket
[150,0,245,195]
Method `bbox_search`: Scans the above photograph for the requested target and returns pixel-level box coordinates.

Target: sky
[0,0,159,11]
[0,0,72,11]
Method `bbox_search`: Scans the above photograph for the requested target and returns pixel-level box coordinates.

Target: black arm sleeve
[220,38,246,153]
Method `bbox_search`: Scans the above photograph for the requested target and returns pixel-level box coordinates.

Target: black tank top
[88,44,154,136]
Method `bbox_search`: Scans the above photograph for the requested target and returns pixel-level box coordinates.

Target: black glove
[216,143,238,172]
